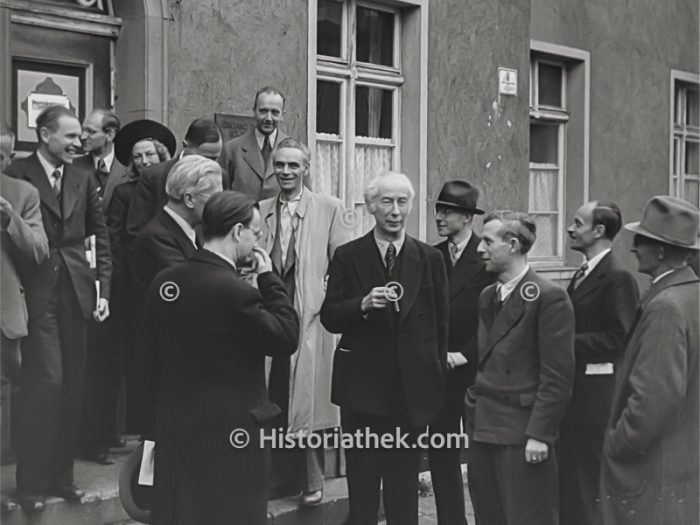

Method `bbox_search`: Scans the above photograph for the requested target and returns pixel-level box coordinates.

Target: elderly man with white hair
[321,171,449,525]
[130,154,222,436]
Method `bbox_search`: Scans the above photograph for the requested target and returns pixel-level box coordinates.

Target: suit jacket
[600,266,699,525]
[435,235,495,390]
[320,231,449,427]
[72,153,129,212]
[0,174,49,338]
[125,158,178,237]
[130,208,198,304]
[143,250,299,525]
[7,153,112,320]
[466,269,575,445]
[562,252,639,428]
[219,129,288,201]
[106,177,138,284]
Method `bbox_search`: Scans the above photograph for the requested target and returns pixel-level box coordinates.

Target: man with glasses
[321,171,449,525]
[130,155,223,436]
[429,181,494,525]
[127,118,223,236]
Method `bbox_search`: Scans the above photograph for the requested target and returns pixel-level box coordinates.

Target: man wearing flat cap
[599,195,699,525]
[429,180,494,525]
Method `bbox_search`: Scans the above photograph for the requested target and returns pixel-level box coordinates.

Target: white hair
[165,155,222,201]
[363,171,415,207]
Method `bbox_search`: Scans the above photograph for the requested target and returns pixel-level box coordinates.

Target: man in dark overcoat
[143,191,299,525]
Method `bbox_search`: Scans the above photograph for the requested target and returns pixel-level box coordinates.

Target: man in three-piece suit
[465,210,575,525]
[600,196,699,525]
[6,106,111,511]
[131,155,223,435]
[558,200,638,525]
[126,118,220,236]
[143,191,299,525]
[218,87,289,201]
[430,181,493,525]
[321,171,449,525]
[74,109,131,464]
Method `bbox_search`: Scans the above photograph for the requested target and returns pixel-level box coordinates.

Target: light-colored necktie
[52,169,62,197]
[449,243,460,266]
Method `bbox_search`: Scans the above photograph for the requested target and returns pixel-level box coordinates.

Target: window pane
[687,88,699,127]
[356,6,394,66]
[684,179,699,207]
[529,215,558,258]
[314,139,341,197]
[538,63,563,108]
[530,123,559,164]
[529,169,558,211]
[317,80,341,134]
[686,141,699,175]
[355,86,393,139]
[671,176,679,198]
[317,0,343,57]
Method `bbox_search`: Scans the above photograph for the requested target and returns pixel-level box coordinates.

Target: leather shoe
[17,494,45,511]
[51,485,84,501]
[84,448,114,465]
[299,489,323,507]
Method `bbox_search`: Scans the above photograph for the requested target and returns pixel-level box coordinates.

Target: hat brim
[114,119,177,167]
[119,442,153,523]
[625,221,700,250]
[429,199,484,215]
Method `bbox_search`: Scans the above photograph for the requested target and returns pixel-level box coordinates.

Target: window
[311,0,419,237]
[529,57,568,260]
[671,74,700,207]
[528,43,589,264]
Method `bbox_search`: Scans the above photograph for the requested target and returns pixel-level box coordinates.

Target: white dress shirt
[37,150,63,188]
[449,230,472,264]
[497,265,530,302]
[374,230,406,265]
[279,188,303,262]
[255,129,278,151]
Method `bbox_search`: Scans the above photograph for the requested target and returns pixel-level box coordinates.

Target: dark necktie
[261,136,272,169]
[96,158,109,198]
[572,262,589,289]
[52,169,62,198]
[385,242,396,277]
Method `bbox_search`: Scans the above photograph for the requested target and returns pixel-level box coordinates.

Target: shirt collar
[37,150,62,182]
[255,128,277,150]
[449,230,472,259]
[279,187,303,214]
[498,265,530,302]
[373,229,406,259]
[652,268,678,284]
[163,205,197,248]
[94,148,115,172]
[583,248,611,276]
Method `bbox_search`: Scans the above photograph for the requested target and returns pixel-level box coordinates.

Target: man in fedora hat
[429,180,494,525]
[599,195,699,525]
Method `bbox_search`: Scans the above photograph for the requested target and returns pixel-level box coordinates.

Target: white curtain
[314,138,341,197]
[529,166,559,257]
[350,144,392,236]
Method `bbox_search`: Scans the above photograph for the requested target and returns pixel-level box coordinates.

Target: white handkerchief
[138,440,156,486]
[585,363,614,375]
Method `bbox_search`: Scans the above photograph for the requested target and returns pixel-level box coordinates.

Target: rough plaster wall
[531,0,699,276]
[166,0,308,142]
[426,0,531,244]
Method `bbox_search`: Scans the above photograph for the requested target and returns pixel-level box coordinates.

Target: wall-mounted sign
[214,113,256,142]
[498,67,518,96]
[12,60,85,151]
[27,93,71,128]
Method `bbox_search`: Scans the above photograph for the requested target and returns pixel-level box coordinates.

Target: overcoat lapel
[398,237,425,324]
[567,252,610,301]
[241,132,264,179]
[62,166,82,220]
[449,235,483,298]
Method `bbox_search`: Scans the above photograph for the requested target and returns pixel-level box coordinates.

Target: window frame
[670,70,700,206]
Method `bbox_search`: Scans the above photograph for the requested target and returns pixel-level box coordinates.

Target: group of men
[0,82,697,525]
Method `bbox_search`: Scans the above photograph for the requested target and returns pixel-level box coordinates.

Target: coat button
[53,266,59,272]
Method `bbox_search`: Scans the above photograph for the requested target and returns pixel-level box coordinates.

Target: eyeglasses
[243,226,263,240]
[434,207,462,219]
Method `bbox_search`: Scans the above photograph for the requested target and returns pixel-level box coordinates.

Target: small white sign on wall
[498,68,518,96]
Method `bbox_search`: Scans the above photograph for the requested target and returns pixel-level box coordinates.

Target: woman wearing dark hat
[105,120,176,436]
